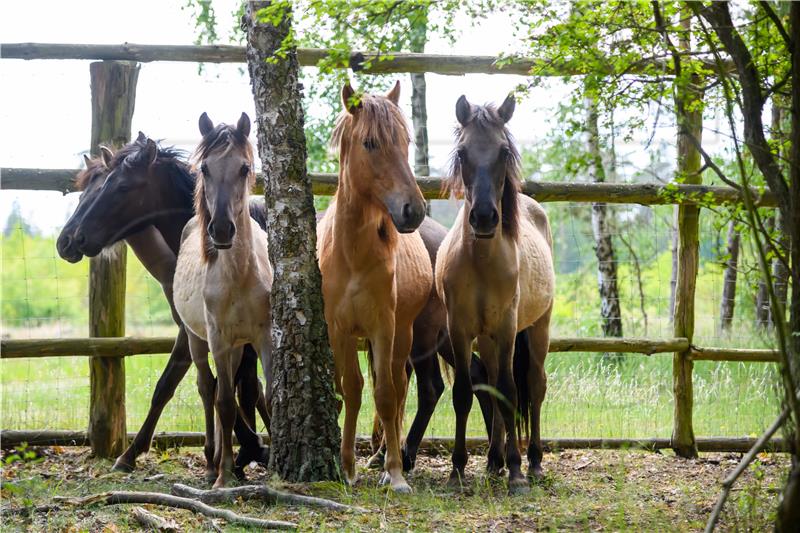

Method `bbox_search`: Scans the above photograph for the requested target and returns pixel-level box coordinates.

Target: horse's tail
[514,330,531,446]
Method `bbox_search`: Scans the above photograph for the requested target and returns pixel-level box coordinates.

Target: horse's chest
[203,277,270,343]
[445,262,519,334]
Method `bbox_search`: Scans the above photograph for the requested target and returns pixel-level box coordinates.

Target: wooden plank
[86,60,138,459]
[0,167,780,207]
[1,42,730,76]
[0,430,788,453]
[0,337,176,358]
[691,347,780,363]
[2,336,686,358]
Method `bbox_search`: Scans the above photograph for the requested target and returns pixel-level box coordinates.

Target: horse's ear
[342,83,359,114]
[456,95,474,126]
[142,138,158,167]
[237,112,251,138]
[386,80,401,105]
[136,131,147,143]
[498,94,516,123]
[199,112,214,137]
[83,154,93,168]
[100,146,114,168]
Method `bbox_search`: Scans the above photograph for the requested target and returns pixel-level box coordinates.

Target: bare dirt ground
[0,445,790,531]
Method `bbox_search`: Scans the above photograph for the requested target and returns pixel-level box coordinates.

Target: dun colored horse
[174,113,273,488]
[57,134,269,480]
[436,95,555,494]
[317,82,430,492]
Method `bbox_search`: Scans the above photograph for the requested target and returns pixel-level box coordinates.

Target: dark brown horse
[56,134,269,479]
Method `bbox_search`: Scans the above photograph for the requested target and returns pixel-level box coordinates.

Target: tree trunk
[87,60,138,458]
[769,101,790,329]
[756,215,774,328]
[585,97,623,341]
[669,209,678,322]
[777,3,800,529]
[719,220,740,332]
[243,2,341,482]
[409,11,429,176]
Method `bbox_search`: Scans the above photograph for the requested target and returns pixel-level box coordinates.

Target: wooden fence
[0,42,785,457]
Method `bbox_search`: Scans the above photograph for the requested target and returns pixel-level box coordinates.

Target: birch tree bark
[585,97,623,341]
[719,220,740,331]
[243,1,341,482]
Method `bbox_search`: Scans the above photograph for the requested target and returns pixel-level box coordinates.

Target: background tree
[243,0,341,482]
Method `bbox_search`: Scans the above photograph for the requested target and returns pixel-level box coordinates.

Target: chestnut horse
[56,135,270,479]
[436,95,555,494]
[317,82,430,492]
[174,113,273,488]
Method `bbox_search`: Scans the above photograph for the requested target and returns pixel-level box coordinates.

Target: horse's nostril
[74,232,86,246]
[469,209,477,226]
[402,203,412,221]
[491,209,499,226]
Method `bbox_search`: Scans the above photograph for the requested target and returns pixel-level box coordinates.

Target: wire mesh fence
[0,192,781,441]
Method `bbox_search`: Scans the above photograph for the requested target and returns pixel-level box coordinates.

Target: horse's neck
[148,162,195,254]
[331,179,396,269]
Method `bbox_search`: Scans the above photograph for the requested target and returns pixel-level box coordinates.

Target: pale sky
[0,0,713,235]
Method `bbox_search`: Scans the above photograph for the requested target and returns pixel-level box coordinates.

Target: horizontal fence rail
[0,168,780,207]
[1,336,777,363]
[0,430,788,454]
[1,42,731,77]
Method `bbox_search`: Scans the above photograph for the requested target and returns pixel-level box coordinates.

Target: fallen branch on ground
[171,483,367,513]
[705,404,791,532]
[131,506,180,532]
[53,491,296,530]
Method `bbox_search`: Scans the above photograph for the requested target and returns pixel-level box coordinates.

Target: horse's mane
[330,93,410,154]
[446,103,521,241]
[75,139,195,201]
[192,124,255,261]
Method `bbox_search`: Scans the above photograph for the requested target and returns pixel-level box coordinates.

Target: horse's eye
[363,139,378,151]
[240,164,250,177]
[201,163,209,175]
[500,146,510,158]
[457,148,467,161]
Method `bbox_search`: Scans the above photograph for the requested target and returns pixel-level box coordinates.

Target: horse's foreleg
[403,328,444,472]
[446,322,473,489]
[113,325,191,472]
[331,333,361,484]
[495,320,528,495]
[526,309,551,480]
[391,323,413,460]
[371,327,410,493]
[477,335,505,476]
[232,345,269,480]
[211,342,244,489]
[188,332,216,484]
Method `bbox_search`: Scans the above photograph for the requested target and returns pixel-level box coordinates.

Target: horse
[173,112,273,489]
[436,95,555,494]
[317,82,430,492]
[56,134,270,480]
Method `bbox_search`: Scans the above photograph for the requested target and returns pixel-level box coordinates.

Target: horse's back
[517,194,555,329]
[174,216,208,339]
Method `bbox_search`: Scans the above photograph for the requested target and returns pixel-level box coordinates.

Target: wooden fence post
[86,60,139,458]
[671,14,702,459]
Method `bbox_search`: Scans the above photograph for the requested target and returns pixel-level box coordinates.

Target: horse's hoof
[343,469,359,487]
[233,466,247,481]
[366,450,385,470]
[111,455,135,473]
[508,477,530,496]
[528,466,544,481]
[392,481,412,494]
[446,471,466,491]
[204,470,218,485]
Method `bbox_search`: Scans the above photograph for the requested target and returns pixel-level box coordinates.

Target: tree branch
[758,1,793,51]
[171,483,367,513]
[53,491,296,530]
